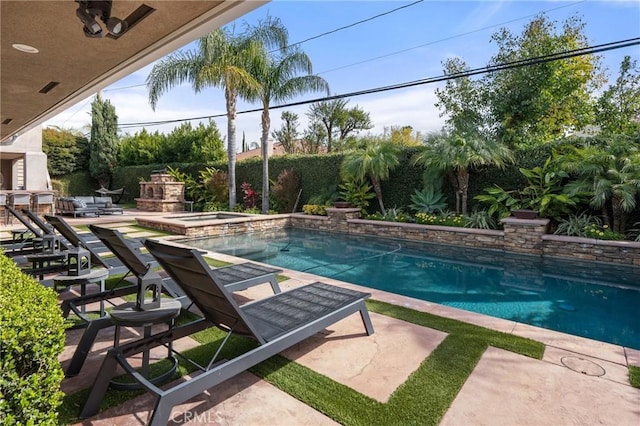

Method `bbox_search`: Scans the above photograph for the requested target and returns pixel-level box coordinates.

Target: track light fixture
[75,1,128,38]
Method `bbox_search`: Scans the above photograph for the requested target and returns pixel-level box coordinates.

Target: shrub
[365,208,413,223]
[415,211,465,227]
[339,178,375,213]
[206,169,229,205]
[464,210,498,230]
[0,254,66,425]
[302,204,327,215]
[583,224,625,241]
[554,213,601,237]
[241,182,259,209]
[307,184,340,205]
[409,186,447,213]
[271,168,301,213]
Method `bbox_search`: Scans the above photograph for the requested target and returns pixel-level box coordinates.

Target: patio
[4,209,637,425]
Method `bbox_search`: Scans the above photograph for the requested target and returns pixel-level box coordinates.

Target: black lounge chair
[3,208,67,274]
[80,239,374,425]
[44,215,130,275]
[21,208,54,234]
[6,205,43,238]
[2,205,46,255]
[65,225,283,377]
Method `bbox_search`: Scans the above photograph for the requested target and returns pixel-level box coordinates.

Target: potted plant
[511,209,538,219]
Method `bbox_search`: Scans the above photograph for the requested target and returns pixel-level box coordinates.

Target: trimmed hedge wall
[77,138,606,211]
[0,254,66,425]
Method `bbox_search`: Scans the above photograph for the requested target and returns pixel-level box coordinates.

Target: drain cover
[560,356,605,376]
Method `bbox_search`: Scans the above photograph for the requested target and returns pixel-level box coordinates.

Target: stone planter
[511,209,538,219]
[332,201,352,208]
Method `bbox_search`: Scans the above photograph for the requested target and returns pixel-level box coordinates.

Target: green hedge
[104,137,603,212]
[0,254,66,425]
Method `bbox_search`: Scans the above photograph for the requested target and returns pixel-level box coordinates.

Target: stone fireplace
[135,170,185,212]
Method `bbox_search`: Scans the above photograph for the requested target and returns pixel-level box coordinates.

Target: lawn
[59,299,544,425]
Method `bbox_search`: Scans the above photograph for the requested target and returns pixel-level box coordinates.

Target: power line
[118,37,640,130]
[106,0,581,94]
[317,0,586,76]
[273,0,424,52]
[105,1,425,93]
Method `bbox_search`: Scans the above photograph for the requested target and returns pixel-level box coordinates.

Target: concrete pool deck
[3,210,640,425]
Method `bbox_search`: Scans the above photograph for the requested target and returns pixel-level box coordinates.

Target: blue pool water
[181,228,640,349]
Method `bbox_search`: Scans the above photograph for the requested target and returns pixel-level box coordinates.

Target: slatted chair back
[88,225,150,277]
[143,239,259,339]
[22,209,55,235]
[6,205,43,237]
[44,215,109,268]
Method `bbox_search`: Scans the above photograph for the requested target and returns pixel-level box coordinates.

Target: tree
[162,121,225,163]
[89,93,119,188]
[435,57,487,139]
[117,128,164,166]
[335,105,373,148]
[341,137,400,214]
[595,55,640,135]
[485,14,603,146]
[271,111,300,154]
[146,17,287,208]
[383,125,423,146]
[301,121,326,154]
[560,136,640,232]
[245,45,329,213]
[414,132,513,215]
[42,126,89,176]
[307,98,347,152]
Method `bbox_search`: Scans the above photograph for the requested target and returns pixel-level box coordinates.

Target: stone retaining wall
[543,234,640,266]
[137,210,640,267]
[346,219,504,250]
[290,212,640,266]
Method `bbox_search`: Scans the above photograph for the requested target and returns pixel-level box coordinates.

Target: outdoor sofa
[55,196,123,217]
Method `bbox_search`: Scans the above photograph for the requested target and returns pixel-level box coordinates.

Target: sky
[43,0,640,147]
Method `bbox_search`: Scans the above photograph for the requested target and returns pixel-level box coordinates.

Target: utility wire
[105,0,582,93]
[118,37,640,129]
[105,1,424,93]
[271,0,424,53]
[317,0,585,76]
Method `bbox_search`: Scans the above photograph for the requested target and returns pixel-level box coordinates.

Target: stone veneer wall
[135,215,290,237]
[542,234,640,266]
[501,217,550,254]
[135,211,640,266]
[289,213,503,249]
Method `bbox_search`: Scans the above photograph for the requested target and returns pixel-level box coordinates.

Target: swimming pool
[180,228,640,349]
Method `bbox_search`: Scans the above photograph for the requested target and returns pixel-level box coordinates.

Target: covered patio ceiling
[1,0,267,142]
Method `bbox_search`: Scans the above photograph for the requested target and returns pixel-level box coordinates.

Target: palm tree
[561,136,640,232]
[341,138,401,215]
[146,18,287,208]
[245,46,329,213]
[414,132,513,215]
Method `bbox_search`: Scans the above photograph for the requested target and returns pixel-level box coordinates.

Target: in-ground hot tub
[135,211,291,237]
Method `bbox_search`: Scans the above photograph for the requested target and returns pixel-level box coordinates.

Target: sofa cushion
[72,199,87,208]
[94,196,113,206]
[75,196,95,204]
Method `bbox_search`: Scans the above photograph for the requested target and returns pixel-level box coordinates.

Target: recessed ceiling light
[12,43,39,54]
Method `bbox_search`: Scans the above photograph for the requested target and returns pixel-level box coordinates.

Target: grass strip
[630,365,640,388]
[59,299,544,425]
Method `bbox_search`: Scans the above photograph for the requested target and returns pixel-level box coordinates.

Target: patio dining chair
[65,225,283,377]
[80,239,374,425]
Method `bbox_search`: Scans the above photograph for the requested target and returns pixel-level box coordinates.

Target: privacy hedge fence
[0,253,66,425]
[80,140,583,211]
